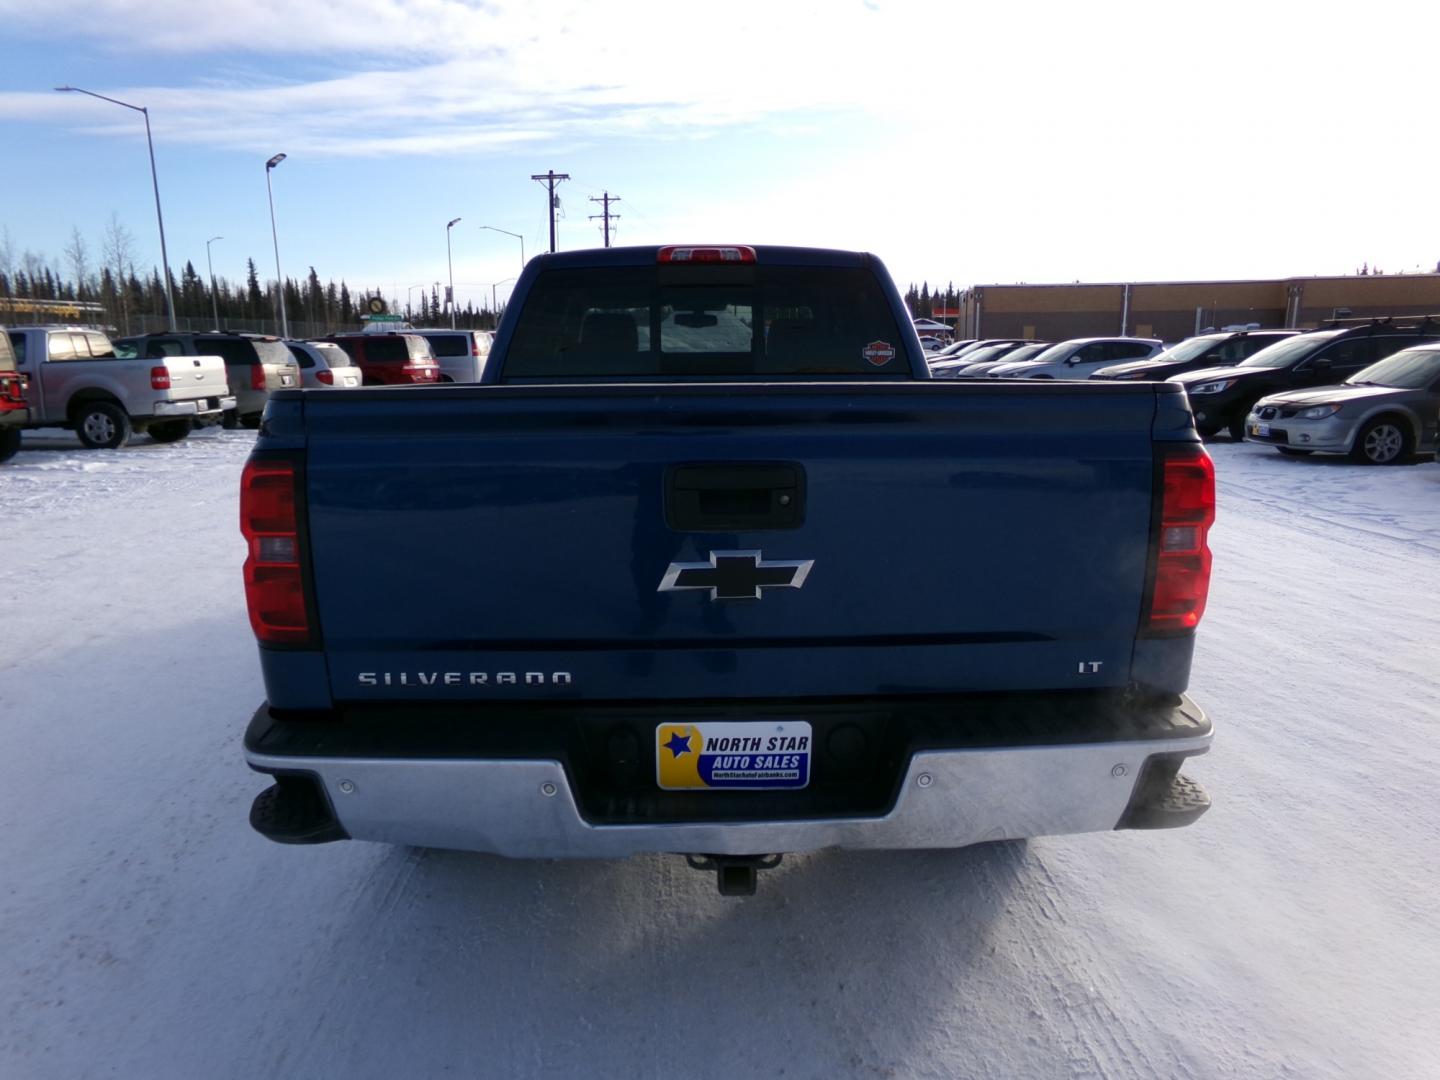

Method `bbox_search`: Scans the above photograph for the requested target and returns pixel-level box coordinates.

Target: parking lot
[1,430,1436,1079]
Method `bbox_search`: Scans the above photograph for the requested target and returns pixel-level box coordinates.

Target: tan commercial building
[954,274,1440,343]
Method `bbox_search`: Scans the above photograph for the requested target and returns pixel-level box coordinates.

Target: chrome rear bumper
[246,725,1212,857]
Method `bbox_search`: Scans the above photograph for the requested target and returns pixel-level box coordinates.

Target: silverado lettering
[356,672,574,687]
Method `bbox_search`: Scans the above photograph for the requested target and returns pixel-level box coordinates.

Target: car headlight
[1188,379,1235,394]
[1296,403,1343,420]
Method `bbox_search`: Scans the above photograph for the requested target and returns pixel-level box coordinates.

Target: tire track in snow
[1219,476,1440,560]
[248,846,431,1076]
[982,844,1191,1080]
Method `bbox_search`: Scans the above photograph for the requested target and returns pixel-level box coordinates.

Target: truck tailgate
[300,383,1160,702]
[160,354,228,401]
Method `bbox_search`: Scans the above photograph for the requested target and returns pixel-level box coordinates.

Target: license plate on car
[1252,423,1270,437]
[281,374,295,386]
[656,721,812,790]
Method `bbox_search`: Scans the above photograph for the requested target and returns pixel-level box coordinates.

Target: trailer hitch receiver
[685,853,783,896]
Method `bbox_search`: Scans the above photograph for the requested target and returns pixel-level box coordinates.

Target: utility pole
[531,169,569,253]
[588,192,621,247]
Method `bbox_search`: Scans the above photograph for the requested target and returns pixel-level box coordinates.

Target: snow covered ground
[2,428,1437,1079]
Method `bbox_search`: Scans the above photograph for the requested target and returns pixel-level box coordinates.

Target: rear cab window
[502,263,909,380]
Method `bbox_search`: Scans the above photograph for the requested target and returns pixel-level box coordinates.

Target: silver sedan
[1243,343,1440,464]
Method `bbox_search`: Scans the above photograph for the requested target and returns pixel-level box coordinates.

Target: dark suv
[0,327,27,463]
[118,332,299,428]
[326,333,440,385]
[1168,319,1440,439]
[1091,329,1298,382]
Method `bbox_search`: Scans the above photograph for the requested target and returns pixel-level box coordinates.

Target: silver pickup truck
[7,325,233,449]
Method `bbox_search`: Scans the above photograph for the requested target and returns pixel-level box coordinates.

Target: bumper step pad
[1118,764,1211,830]
[250,775,348,844]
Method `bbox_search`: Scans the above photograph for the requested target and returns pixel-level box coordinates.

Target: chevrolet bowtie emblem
[658,550,815,601]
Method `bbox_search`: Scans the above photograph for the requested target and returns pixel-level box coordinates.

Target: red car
[326,333,440,385]
[0,327,28,464]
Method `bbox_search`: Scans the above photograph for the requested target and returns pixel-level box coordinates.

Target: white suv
[987,337,1163,379]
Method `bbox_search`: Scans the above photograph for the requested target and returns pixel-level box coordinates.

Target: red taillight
[240,458,314,646]
[150,366,171,390]
[316,369,334,385]
[1145,447,1215,635]
[657,245,756,264]
[250,365,267,391]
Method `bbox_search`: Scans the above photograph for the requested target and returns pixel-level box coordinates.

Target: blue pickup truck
[240,245,1215,894]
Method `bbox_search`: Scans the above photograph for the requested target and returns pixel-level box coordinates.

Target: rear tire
[147,418,192,443]
[1276,447,1313,457]
[221,409,240,430]
[74,401,131,449]
[1350,416,1411,465]
[0,427,20,463]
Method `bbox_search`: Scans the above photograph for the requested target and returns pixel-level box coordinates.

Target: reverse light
[240,457,315,646]
[1144,447,1215,635]
[150,365,171,390]
[658,246,756,264]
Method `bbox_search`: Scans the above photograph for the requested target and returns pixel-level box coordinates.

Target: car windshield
[1000,343,1049,362]
[1238,334,1329,369]
[253,339,295,365]
[1150,335,1226,363]
[1346,348,1440,389]
[933,340,973,357]
[1019,341,1078,365]
[313,344,351,366]
[950,345,1008,364]
[424,335,468,357]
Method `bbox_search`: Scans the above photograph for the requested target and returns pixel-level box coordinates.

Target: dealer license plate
[1251,423,1270,437]
[656,721,812,790]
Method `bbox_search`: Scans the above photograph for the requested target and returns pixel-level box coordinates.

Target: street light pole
[479,226,525,273]
[265,153,288,338]
[446,217,461,329]
[55,86,177,331]
[488,277,516,320]
[205,235,223,329]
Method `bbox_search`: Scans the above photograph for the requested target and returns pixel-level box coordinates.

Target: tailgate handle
[666,463,805,531]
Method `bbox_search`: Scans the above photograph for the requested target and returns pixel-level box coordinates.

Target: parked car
[1168,318,1440,439]
[0,327,27,463]
[987,337,1163,379]
[286,340,362,389]
[117,332,299,429]
[945,343,1057,379]
[11,326,232,448]
[926,338,978,359]
[414,330,493,383]
[1092,329,1299,381]
[326,332,441,385]
[929,341,1048,379]
[1243,342,1440,464]
[918,336,947,352]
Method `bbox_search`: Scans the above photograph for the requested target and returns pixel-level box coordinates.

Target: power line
[530,170,570,253]
[588,192,621,248]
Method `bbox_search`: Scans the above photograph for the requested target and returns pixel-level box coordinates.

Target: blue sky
[2,0,1437,316]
